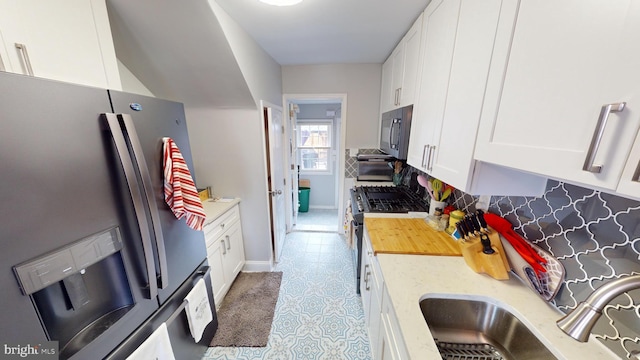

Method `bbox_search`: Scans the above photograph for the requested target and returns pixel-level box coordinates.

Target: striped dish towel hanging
[163,137,206,231]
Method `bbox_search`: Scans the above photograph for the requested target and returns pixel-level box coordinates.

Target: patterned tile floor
[203,231,372,360]
[294,209,339,232]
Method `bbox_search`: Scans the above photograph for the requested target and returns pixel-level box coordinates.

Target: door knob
[269,189,282,196]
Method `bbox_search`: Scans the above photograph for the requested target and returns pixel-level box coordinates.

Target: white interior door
[265,104,286,263]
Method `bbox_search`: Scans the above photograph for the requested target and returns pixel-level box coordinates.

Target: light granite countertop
[368,214,619,360]
[201,197,241,226]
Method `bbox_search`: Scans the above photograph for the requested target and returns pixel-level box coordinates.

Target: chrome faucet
[557,274,640,342]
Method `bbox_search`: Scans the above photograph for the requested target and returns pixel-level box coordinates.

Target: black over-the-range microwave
[379,105,413,160]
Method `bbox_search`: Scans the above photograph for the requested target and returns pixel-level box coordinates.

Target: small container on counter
[446,210,465,235]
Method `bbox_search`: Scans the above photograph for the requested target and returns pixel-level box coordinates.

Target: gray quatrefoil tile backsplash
[451,178,640,358]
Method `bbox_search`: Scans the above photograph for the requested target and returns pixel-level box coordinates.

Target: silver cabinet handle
[421,145,428,168]
[221,239,227,255]
[632,159,640,182]
[424,144,432,169]
[428,145,436,171]
[269,189,282,196]
[14,43,34,76]
[363,264,371,291]
[0,53,5,72]
[226,234,231,250]
[397,87,402,105]
[583,103,626,173]
[365,271,371,291]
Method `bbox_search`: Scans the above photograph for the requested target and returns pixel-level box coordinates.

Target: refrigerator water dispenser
[13,227,136,359]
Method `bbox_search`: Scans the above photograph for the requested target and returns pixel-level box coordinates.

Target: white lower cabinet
[379,285,409,360]
[361,227,406,359]
[204,204,245,307]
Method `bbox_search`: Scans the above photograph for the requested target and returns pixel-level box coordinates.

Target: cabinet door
[206,241,227,307]
[428,0,502,190]
[398,13,423,107]
[407,0,460,172]
[380,58,394,113]
[226,221,245,281]
[618,134,640,199]
[0,0,111,88]
[360,244,372,326]
[368,281,382,360]
[475,0,640,191]
[390,44,405,107]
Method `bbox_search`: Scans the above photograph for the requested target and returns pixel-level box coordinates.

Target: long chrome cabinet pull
[226,235,231,250]
[632,159,640,183]
[118,114,168,290]
[14,43,34,76]
[583,103,626,173]
[421,145,428,168]
[221,239,227,255]
[103,113,158,299]
[0,53,5,72]
[428,145,436,172]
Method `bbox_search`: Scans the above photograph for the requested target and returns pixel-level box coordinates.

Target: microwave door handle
[103,113,158,299]
[118,114,169,290]
[390,119,401,149]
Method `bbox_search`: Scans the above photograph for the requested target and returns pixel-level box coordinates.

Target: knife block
[459,230,510,280]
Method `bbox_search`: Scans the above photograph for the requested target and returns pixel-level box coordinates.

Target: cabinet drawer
[203,205,240,245]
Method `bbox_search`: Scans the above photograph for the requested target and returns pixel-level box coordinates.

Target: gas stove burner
[353,185,427,214]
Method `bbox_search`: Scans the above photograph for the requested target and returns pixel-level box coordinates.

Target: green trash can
[298,187,310,212]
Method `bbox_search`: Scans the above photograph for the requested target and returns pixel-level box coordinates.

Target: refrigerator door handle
[118,113,169,290]
[103,113,158,299]
[165,266,211,325]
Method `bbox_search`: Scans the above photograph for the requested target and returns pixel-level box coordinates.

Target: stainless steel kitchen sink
[419,296,558,360]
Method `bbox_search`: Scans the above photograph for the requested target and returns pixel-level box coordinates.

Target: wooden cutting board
[364,217,462,256]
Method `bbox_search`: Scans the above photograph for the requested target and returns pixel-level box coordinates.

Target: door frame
[282,93,348,234]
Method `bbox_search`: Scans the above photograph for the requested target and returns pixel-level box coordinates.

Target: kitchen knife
[476,210,489,232]
[471,213,484,234]
[480,233,495,254]
[456,221,468,241]
[463,216,478,237]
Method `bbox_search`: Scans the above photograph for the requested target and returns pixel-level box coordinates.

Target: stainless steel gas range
[349,185,428,294]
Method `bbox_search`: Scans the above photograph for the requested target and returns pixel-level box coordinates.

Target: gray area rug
[210,271,283,347]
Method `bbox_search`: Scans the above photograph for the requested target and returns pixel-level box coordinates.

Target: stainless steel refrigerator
[0,72,217,359]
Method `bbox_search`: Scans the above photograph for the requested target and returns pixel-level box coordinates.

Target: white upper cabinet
[475,0,640,199]
[0,0,121,89]
[380,56,395,113]
[380,13,424,113]
[407,0,547,195]
[399,14,422,108]
[407,0,458,174]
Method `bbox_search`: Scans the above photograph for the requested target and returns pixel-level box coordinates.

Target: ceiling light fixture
[259,0,303,6]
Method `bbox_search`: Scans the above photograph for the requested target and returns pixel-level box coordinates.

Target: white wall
[186,108,272,267]
[116,60,154,96]
[185,2,283,270]
[282,64,382,149]
[208,1,282,107]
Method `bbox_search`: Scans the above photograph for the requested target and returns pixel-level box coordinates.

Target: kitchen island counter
[367,212,619,360]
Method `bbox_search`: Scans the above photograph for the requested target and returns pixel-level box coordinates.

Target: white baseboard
[242,260,274,272]
[308,205,339,210]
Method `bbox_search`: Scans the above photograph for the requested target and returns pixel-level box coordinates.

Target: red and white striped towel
[163,137,206,231]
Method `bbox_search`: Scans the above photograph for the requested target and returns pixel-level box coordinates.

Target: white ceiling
[214,0,432,65]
